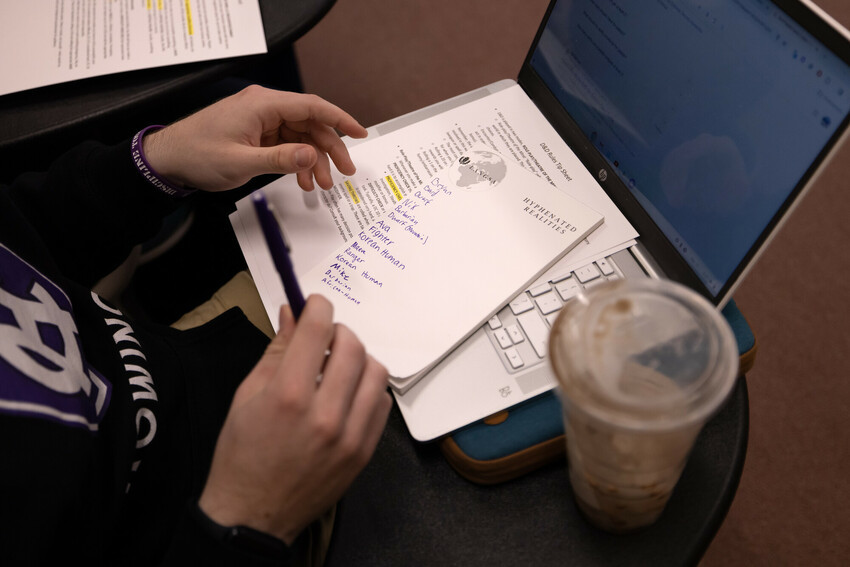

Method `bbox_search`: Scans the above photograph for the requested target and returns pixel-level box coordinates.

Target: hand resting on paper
[142,85,369,192]
[198,295,392,545]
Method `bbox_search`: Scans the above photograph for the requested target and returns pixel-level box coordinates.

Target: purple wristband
[131,125,196,198]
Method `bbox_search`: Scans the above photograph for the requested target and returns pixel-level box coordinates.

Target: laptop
[231,0,850,441]
[361,0,850,441]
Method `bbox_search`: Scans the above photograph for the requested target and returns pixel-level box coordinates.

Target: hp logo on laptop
[598,169,608,182]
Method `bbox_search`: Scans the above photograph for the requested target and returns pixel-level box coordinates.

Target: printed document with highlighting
[229,84,639,389]
[0,1,267,96]
[294,145,602,391]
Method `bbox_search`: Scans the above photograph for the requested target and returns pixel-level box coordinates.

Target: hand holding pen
[200,191,391,545]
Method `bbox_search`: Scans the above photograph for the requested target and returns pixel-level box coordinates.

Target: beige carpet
[294,1,850,564]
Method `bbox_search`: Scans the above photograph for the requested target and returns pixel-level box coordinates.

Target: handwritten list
[318,178,450,307]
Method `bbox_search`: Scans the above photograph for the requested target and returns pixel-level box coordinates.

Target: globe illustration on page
[450,149,507,191]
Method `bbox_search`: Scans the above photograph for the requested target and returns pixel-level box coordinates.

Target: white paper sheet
[230,84,638,329]
[292,145,603,384]
[0,0,267,96]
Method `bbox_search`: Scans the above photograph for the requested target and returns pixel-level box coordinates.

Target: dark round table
[325,377,749,567]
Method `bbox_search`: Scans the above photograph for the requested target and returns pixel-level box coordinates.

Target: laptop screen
[528,0,850,299]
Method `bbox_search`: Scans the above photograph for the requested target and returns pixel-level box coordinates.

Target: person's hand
[198,295,391,545]
[143,85,369,192]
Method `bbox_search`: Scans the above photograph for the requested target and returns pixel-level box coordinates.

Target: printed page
[0,0,267,96]
[230,84,637,335]
[285,146,601,385]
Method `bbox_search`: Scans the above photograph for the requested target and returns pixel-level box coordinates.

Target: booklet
[0,1,267,96]
[229,84,639,392]
[251,145,603,392]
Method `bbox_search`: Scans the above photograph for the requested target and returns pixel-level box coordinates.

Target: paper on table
[0,1,267,96]
[296,146,602,389]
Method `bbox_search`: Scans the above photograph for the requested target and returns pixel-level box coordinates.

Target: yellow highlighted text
[185,0,194,35]
[344,180,361,204]
[386,175,403,201]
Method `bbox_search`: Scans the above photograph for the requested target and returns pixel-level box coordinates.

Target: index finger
[254,89,368,140]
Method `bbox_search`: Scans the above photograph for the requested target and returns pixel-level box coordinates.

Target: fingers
[315,324,368,419]
[147,85,366,192]
[233,304,297,402]
[315,331,391,467]
[286,119,359,177]
[276,296,336,391]
[346,355,392,454]
[309,146,334,190]
[258,89,368,141]
[272,118,356,189]
[249,88,365,189]
[260,142,338,191]
[255,294,389,448]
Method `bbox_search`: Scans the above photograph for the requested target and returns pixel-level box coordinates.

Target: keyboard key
[516,311,549,358]
[550,272,572,283]
[504,348,524,369]
[535,292,562,315]
[509,293,534,315]
[596,258,615,276]
[506,324,524,344]
[529,282,552,297]
[575,263,602,283]
[488,314,502,330]
[555,278,581,302]
[494,328,512,349]
[545,313,560,326]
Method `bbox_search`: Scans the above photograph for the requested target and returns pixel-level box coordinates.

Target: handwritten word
[368,222,395,245]
[319,278,361,305]
[328,263,351,281]
[397,198,420,213]
[419,178,452,198]
[387,210,409,227]
[356,230,406,270]
[321,264,355,304]
[378,248,406,270]
[361,270,383,288]
[341,247,365,266]
[413,191,434,207]
[405,224,429,245]
[390,201,431,245]
[358,230,388,251]
[335,253,360,272]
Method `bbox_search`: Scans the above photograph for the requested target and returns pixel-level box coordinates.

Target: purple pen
[251,191,306,319]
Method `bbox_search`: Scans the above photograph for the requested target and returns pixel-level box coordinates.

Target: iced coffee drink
[549,279,737,533]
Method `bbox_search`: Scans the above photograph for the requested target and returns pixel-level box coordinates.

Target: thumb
[264,144,318,175]
[260,305,298,363]
[232,305,297,403]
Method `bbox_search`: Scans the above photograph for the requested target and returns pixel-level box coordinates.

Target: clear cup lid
[549,279,738,430]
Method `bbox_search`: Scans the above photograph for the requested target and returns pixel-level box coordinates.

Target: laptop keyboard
[484,253,631,374]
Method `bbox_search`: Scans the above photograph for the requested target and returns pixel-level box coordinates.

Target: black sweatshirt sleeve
[6,138,187,287]
[162,503,302,566]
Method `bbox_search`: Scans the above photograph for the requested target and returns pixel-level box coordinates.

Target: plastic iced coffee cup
[549,278,738,533]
